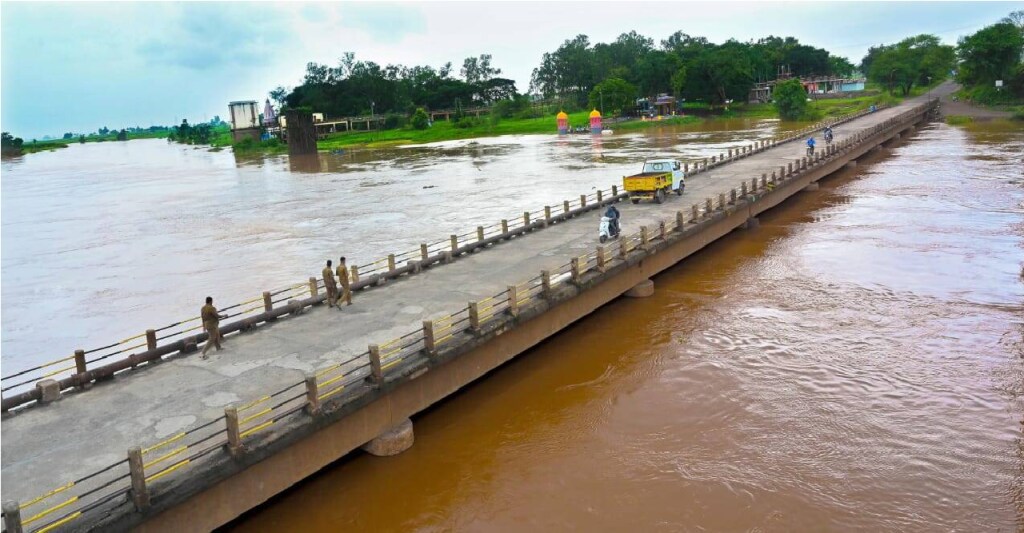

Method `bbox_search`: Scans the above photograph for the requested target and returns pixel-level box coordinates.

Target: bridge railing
[2,100,937,533]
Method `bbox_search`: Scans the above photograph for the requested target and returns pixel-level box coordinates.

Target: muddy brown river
[3,118,1024,531]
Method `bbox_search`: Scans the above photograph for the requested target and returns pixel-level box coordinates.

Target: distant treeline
[276,33,855,118]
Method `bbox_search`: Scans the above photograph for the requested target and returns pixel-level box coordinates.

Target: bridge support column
[361,418,414,457]
[625,279,654,298]
[745,217,760,229]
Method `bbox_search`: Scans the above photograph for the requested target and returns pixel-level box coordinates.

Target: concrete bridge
[0,94,939,533]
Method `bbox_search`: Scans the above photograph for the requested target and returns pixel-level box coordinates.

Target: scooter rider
[806,136,816,155]
[604,204,621,237]
[823,126,833,143]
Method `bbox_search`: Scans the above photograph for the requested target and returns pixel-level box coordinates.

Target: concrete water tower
[228,100,260,142]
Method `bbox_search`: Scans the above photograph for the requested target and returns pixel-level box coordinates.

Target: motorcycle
[806,144,815,157]
[599,216,620,243]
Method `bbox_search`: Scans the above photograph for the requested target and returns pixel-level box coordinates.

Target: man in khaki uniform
[336,256,352,306]
[201,296,224,358]
[322,259,338,308]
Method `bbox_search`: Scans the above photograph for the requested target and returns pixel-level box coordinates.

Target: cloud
[138,3,291,71]
[336,3,426,44]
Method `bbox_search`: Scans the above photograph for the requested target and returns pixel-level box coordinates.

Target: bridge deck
[1,99,918,506]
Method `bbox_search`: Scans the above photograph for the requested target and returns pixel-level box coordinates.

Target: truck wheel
[631,198,640,205]
[676,184,684,196]
[600,234,608,243]
[655,189,665,204]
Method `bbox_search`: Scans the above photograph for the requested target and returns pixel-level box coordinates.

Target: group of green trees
[530,31,854,110]
[862,35,955,96]
[955,11,1024,102]
[278,52,516,118]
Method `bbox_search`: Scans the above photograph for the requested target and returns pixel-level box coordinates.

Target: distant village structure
[228,100,261,143]
[748,76,867,103]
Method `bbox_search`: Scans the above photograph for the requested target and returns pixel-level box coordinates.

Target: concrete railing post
[580,194,587,208]
[597,190,603,202]
[476,226,485,242]
[691,204,699,223]
[263,291,273,313]
[677,210,686,229]
[420,323,436,356]
[563,200,571,214]
[74,348,87,377]
[128,446,151,511]
[501,219,509,234]
[544,206,552,224]
[640,226,650,249]
[350,265,360,284]
[450,234,458,253]
[684,162,689,173]
[788,162,793,176]
[618,236,629,258]
[719,193,726,210]
[523,211,530,228]
[541,270,553,299]
[596,246,607,272]
[387,254,396,272]
[304,374,320,415]
[728,148,733,158]
[146,329,157,351]
[612,185,618,196]
[507,285,520,317]
[224,406,243,456]
[659,221,667,240]
[368,343,384,382]
[421,243,429,261]
[2,500,23,533]
[308,277,318,299]
[570,258,583,284]
[468,302,481,331]
[740,182,747,197]
[705,198,713,217]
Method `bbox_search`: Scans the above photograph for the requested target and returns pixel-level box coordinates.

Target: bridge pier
[361,418,414,456]
[624,279,654,298]
[745,217,760,229]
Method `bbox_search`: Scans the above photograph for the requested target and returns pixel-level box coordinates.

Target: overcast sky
[2,1,1021,138]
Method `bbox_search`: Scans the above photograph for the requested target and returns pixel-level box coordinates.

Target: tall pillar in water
[589,109,602,134]
[286,110,317,156]
[557,110,569,135]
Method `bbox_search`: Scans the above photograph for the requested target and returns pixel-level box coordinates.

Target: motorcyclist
[806,136,816,155]
[823,126,833,143]
[604,205,621,236]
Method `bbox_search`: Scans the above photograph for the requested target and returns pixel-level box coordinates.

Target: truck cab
[642,159,685,193]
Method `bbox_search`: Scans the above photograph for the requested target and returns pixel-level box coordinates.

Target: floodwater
[1,117,787,374]
[223,121,1022,532]
[3,117,1023,531]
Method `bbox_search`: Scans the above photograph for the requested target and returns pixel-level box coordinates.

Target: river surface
[223,121,1021,532]
[3,118,1024,531]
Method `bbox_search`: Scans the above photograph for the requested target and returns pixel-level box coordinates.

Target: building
[748,77,867,103]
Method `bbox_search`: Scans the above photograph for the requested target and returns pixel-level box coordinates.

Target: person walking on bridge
[201,296,226,358]
[323,259,339,308]
[337,256,352,306]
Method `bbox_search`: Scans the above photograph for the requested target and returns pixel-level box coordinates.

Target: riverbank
[941,82,1021,123]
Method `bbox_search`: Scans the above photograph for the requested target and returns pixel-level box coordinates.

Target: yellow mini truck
[623,159,685,204]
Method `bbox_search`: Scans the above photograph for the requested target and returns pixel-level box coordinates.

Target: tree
[957,22,1024,86]
[410,107,429,130]
[773,78,808,120]
[589,77,637,115]
[269,86,289,109]
[868,35,953,95]
[98,126,110,135]
[62,132,74,139]
[79,135,86,144]
[116,129,128,141]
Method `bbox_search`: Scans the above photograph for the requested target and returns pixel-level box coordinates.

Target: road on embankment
[0,93,932,521]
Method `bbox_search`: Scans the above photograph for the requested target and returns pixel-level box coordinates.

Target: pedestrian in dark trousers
[322,259,338,308]
[201,296,225,358]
